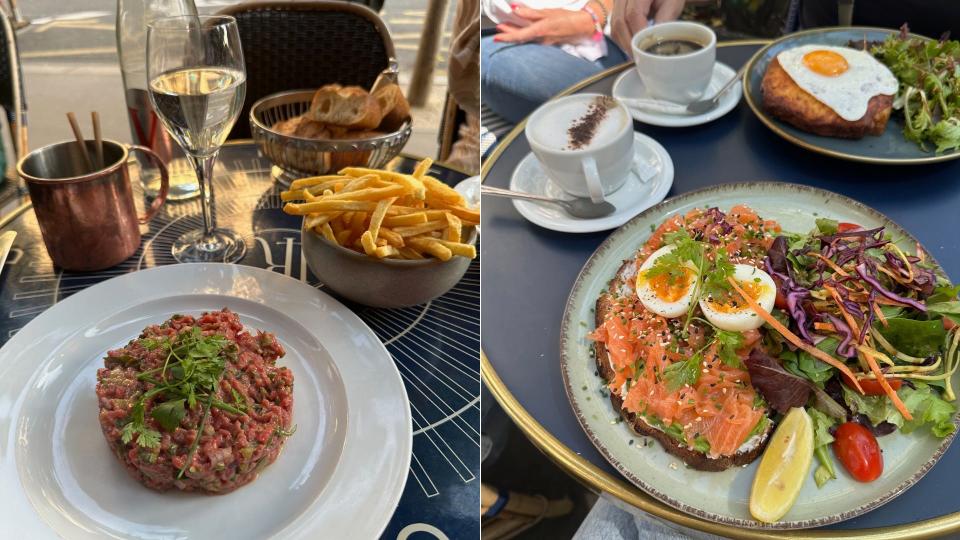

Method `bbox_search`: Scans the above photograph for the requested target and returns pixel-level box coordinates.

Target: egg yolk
[802,50,849,77]
[708,281,767,313]
[642,268,695,302]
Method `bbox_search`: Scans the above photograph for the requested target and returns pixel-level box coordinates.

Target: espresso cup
[18,140,169,271]
[631,21,717,104]
[525,94,634,203]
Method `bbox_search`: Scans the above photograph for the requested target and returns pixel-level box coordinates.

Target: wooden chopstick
[66,112,94,172]
[91,111,104,169]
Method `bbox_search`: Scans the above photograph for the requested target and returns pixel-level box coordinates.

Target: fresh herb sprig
[120,327,241,455]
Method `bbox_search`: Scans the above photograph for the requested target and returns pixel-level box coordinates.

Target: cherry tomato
[833,422,883,482]
[944,317,958,331]
[841,372,902,395]
[837,222,861,233]
[775,290,789,310]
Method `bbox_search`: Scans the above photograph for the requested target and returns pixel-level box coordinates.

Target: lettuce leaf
[808,408,837,488]
[842,382,956,437]
[781,338,838,388]
[876,318,947,357]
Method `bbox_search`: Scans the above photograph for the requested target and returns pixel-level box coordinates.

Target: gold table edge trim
[479,38,960,539]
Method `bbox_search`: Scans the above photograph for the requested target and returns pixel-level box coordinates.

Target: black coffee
[643,39,703,56]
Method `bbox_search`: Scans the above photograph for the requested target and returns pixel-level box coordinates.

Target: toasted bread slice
[761,58,893,139]
[373,83,411,132]
[309,84,383,130]
[594,258,773,471]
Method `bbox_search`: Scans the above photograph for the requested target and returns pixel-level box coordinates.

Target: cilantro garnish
[714,329,746,368]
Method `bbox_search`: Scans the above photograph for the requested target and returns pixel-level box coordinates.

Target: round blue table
[481,41,960,538]
[0,142,479,540]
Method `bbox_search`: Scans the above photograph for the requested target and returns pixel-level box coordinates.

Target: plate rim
[0,263,412,539]
[740,26,960,165]
[558,181,960,529]
[613,61,742,127]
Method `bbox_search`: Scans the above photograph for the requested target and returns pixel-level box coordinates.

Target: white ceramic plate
[509,132,674,233]
[613,62,742,127]
[559,183,960,529]
[0,264,412,539]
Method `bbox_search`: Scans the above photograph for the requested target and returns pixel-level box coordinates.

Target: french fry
[330,214,345,235]
[350,212,368,243]
[393,220,449,237]
[382,213,428,227]
[339,167,426,200]
[434,238,477,259]
[284,200,379,214]
[444,213,462,243]
[335,229,352,246]
[376,238,387,247]
[368,197,396,241]
[322,184,408,202]
[399,246,425,259]
[317,222,337,243]
[374,245,400,259]
[407,237,453,261]
[338,174,381,194]
[423,176,465,205]
[322,189,333,196]
[360,230,377,256]
[289,175,346,190]
[412,158,433,179]
[305,211,341,229]
[378,228,405,247]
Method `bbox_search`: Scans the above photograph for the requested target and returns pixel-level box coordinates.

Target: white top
[483,0,608,61]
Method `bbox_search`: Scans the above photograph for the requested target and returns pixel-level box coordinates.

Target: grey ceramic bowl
[301,224,477,308]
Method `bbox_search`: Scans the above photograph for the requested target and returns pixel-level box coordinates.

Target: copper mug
[18,140,169,271]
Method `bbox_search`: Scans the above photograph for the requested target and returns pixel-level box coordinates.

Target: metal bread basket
[250,89,412,185]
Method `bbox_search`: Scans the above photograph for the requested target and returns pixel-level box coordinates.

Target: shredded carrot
[872,302,889,327]
[814,322,837,332]
[727,277,864,393]
[859,348,913,420]
[813,253,850,277]
[824,284,862,339]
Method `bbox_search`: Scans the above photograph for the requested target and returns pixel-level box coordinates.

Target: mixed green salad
[751,217,960,487]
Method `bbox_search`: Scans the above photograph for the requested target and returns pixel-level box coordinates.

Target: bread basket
[249,89,412,184]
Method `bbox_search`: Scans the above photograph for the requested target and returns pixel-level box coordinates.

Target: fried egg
[700,264,776,332]
[777,45,898,121]
[636,245,698,319]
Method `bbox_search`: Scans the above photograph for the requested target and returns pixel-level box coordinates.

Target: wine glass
[146,15,247,263]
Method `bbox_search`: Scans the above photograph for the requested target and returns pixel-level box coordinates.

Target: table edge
[479,39,960,538]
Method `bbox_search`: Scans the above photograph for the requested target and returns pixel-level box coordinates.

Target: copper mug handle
[129,144,170,224]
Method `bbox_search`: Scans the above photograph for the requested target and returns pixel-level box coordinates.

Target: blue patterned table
[0,142,479,540]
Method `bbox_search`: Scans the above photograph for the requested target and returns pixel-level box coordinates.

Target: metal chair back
[0,6,26,160]
[217,1,394,139]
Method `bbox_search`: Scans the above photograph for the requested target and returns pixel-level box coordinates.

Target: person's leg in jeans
[481,35,628,123]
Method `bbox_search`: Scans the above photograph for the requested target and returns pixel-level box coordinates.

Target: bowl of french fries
[282,158,479,308]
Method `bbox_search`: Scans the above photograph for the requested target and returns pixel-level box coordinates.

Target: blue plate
[742,26,960,165]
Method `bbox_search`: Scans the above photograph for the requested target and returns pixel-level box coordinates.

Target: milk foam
[529,96,628,151]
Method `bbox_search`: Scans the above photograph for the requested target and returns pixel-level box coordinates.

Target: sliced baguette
[309,84,383,130]
[373,83,411,132]
[593,257,773,471]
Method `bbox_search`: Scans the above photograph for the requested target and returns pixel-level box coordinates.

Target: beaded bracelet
[583,4,603,42]
[587,0,609,28]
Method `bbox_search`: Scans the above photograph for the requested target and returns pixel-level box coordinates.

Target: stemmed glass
[146,15,247,263]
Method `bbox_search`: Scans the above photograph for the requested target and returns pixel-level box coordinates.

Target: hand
[494,6,596,46]
[611,0,686,55]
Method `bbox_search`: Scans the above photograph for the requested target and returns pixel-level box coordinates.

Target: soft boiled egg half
[700,264,776,332]
[777,44,898,122]
[636,245,698,318]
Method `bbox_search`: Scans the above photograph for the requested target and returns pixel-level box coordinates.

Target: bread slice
[309,84,383,130]
[593,258,773,471]
[373,83,411,132]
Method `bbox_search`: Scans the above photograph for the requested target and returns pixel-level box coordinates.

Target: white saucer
[612,62,742,127]
[509,132,674,233]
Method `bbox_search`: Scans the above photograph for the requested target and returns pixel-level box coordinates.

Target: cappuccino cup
[631,21,717,104]
[524,94,634,203]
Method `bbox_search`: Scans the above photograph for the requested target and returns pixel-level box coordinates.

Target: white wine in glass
[147,15,247,263]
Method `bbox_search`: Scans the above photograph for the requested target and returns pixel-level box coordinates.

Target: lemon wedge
[749,407,814,523]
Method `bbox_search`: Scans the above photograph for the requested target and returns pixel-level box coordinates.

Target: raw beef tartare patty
[95,309,294,493]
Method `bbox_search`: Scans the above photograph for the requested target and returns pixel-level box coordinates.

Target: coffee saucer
[612,62,741,127]
[508,132,674,233]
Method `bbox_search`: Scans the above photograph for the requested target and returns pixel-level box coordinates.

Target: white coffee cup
[631,21,717,104]
[524,94,634,203]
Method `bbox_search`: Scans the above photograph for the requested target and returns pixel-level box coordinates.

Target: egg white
[700,264,776,332]
[777,45,898,122]
[635,245,698,319]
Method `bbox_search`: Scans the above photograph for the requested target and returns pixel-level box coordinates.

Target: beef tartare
[96,309,294,493]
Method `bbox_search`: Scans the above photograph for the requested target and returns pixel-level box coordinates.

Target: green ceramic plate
[742,27,960,165]
[559,183,960,529]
